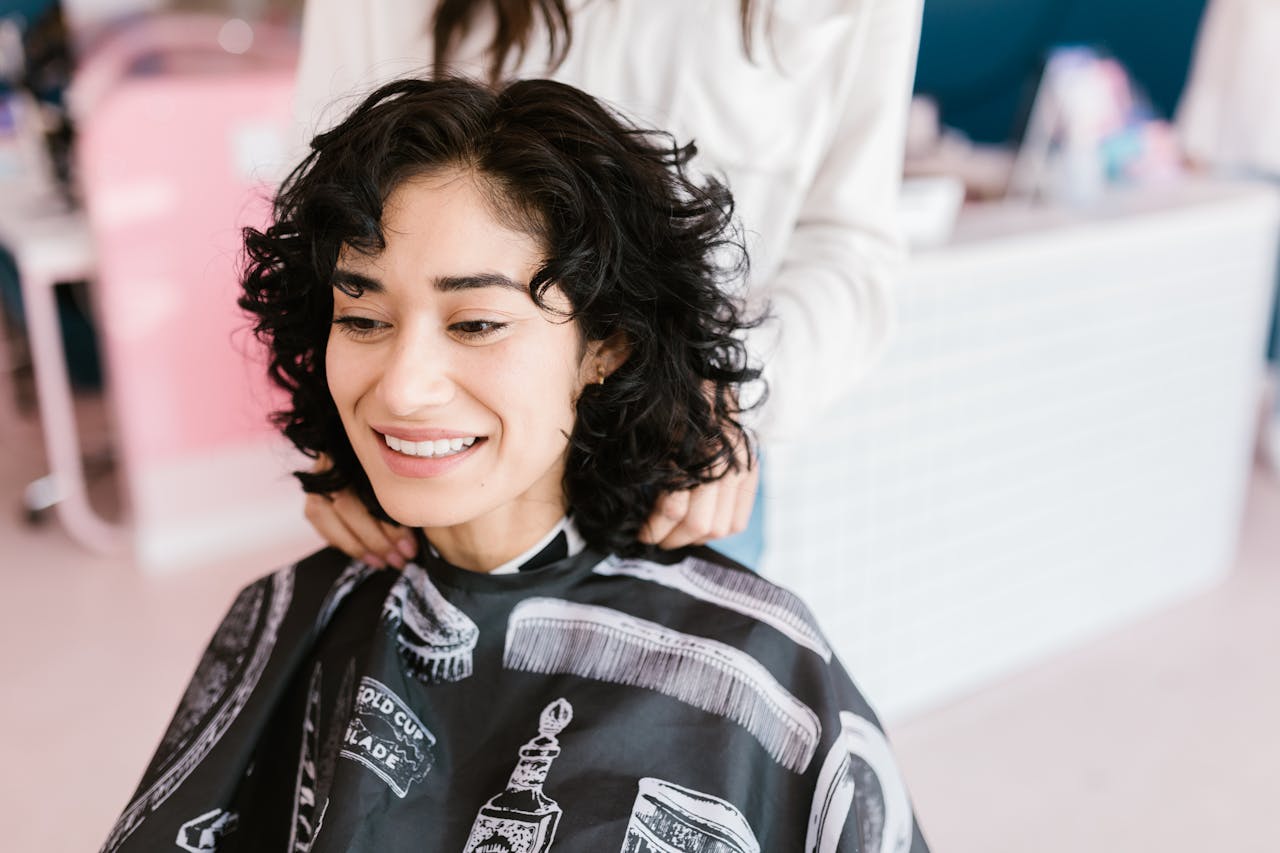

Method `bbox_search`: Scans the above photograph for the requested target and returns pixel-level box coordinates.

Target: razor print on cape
[339,677,436,797]
[100,566,296,853]
[504,598,821,773]
[622,778,760,853]
[382,562,479,684]
[595,555,832,661]
[463,699,574,853]
[806,712,915,853]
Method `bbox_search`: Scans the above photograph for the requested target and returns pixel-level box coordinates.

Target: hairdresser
[1178,0,1280,474]
[291,0,923,571]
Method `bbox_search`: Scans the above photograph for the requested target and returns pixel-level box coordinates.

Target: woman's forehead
[336,174,545,283]
[392,167,547,246]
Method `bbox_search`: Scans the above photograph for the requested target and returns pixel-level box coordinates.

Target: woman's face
[326,171,593,533]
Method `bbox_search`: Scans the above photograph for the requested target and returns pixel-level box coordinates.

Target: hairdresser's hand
[638,437,759,551]
[304,453,418,569]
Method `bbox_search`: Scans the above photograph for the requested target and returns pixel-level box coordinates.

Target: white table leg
[19,266,126,554]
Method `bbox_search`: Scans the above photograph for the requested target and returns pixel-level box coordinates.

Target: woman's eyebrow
[331,268,382,295]
[331,269,526,294]
[434,273,526,292]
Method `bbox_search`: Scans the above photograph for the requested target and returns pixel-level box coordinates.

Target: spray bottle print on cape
[462,699,574,853]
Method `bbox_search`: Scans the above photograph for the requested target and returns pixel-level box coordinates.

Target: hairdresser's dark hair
[430,1,767,83]
[240,76,762,556]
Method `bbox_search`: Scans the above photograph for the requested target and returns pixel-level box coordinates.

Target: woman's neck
[424,499,568,573]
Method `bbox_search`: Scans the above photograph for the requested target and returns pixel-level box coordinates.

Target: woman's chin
[373,493,484,532]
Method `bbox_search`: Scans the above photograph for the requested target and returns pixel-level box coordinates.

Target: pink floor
[893,456,1280,853]
[1,401,1276,852]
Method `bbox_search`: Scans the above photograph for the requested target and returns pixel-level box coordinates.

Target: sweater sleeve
[1176,0,1280,177]
[745,0,923,442]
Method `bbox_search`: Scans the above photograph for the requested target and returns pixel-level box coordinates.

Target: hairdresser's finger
[304,492,370,563]
[709,472,741,540]
[308,455,413,566]
[381,520,419,562]
[311,452,334,474]
[729,458,761,536]
[658,480,719,550]
[329,490,406,569]
[640,488,690,544]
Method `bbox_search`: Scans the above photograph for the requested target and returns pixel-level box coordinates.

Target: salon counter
[764,177,1280,721]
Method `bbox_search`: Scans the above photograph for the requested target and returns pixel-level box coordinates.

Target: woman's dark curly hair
[240,76,763,556]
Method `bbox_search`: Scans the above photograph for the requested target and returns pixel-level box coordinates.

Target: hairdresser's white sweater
[293,0,922,441]
[1178,0,1280,178]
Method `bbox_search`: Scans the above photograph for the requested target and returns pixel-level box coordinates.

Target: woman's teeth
[384,434,478,458]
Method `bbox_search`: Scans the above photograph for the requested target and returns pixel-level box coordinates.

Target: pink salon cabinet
[72,17,314,570]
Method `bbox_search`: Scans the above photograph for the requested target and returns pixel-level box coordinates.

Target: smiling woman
[241,76,759,564]
[98,77,931,853]
[324,172,595,569]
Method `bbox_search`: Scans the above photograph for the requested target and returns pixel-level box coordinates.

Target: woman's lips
[384,433,478,458]
[372,424,482,441]
[374,430,485,478]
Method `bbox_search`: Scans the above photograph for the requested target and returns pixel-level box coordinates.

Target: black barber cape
[100,534,931,853]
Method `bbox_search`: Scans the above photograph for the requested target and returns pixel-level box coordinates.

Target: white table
[0,179,125,554]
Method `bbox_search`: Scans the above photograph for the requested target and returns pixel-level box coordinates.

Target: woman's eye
[332,315,388,339]
[451,320,508,339]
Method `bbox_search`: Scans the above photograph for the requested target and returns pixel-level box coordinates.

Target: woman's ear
[583,331,631,385]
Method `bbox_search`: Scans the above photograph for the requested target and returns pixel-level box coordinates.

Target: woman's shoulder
[233,546,373,594]
[218,548,395,637]
[584,545,834,665]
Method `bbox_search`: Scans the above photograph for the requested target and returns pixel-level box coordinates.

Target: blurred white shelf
[763,177,1280,721]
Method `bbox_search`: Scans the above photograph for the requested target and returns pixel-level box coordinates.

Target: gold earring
[597,363,606,385]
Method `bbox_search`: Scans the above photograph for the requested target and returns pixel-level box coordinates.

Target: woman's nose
[377,333,456,416]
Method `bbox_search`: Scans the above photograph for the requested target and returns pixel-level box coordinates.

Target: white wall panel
[763,180,1280,721]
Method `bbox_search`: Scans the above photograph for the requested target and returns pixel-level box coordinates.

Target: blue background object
[0,1,57,30]
[913,0,1210,144]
